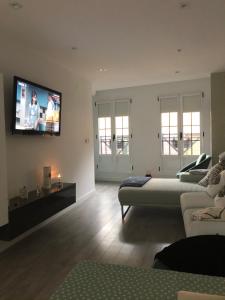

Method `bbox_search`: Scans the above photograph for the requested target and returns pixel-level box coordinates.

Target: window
[98,117,112,155]
[161,112,178,155]
[183,112,200,155]
[115,116,129,155]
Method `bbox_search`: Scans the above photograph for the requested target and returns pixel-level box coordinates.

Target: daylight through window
[161,112,178,155]
[183,112,200,155]
[115,116,129,155]
[98,117,112,155]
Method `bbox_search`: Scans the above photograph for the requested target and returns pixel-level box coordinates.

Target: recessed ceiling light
[99,68,108,72]
[179,2,189,9]
[9,1,23,9]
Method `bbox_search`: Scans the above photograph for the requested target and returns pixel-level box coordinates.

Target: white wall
[93,78,211,180]
[0,74,8,225]
[0,38,95,225]
[211,72,225,164]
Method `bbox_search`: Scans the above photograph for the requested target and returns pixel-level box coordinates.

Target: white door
[160,95,181,175]
[95,100,132,181]
[96,102,113,175]
[181,93,202,168]
[160,93,203,176]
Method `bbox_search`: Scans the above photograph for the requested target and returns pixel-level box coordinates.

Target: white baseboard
[95,172,130,182]
[95,177,121,182]
[77,189,96,203]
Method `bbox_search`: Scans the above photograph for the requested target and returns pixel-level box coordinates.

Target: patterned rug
[50,261,225,300]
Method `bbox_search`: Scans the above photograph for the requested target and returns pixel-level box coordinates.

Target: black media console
[0,182,76,241]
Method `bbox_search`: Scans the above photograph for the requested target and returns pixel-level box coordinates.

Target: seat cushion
[154,235,225,276]
[119,178,205,207]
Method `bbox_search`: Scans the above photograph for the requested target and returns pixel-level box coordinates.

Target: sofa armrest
[180,192,213,215]
[183,208,225,237]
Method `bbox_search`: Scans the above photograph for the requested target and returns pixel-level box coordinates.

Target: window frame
[115,115,129,155]
[161,112,179,156]
[183,111,201,156]
[98,117,112,155]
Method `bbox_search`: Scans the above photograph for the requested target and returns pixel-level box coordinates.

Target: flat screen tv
[12,76,62,135]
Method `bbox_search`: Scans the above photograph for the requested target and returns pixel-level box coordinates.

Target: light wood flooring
[0,182,185,300]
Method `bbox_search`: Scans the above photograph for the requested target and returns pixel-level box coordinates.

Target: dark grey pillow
[154,235,225,276]
[195,153,206,166]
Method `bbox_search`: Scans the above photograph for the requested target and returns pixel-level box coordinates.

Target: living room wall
[211,72,225,164]
[93,78,211,180]
[0,38,95,225]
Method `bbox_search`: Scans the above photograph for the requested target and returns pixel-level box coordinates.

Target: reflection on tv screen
[15,79,61,134]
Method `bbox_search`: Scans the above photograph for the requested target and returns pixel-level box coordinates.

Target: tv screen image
[13,76,62,135]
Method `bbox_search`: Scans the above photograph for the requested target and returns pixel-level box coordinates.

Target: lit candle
[57,173,63,189]
[57,173,62,187]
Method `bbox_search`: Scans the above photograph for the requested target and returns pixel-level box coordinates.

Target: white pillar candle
[43,166,51,190]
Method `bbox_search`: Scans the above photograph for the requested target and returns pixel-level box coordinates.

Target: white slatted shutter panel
[182,94,202,112]
[115,101,129,116]
[160,96,179,113]
[97,103,112,117]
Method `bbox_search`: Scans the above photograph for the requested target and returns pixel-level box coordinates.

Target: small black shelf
[0,182,76,241]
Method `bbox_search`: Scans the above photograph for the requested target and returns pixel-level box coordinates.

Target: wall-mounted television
[12,76,62,136]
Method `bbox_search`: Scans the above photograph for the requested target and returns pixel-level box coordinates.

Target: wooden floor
[0,182,185,300]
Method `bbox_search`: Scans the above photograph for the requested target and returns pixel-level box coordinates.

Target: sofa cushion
[206,170,225,197]
[219,151,225,162]
[198,175,209,187]
[199,162,225,187]
[154,235,225,276]
[119,178,204,207]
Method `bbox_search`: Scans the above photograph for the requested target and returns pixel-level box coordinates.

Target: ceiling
[0,0,225,91]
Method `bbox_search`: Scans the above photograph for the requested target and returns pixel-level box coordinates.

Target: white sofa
[118,178,205,220]
[180,191,225,237]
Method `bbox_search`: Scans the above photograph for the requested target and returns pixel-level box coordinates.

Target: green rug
[50,261,225,300]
